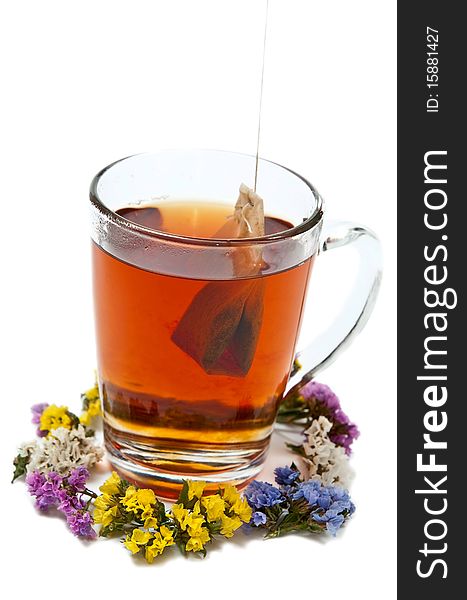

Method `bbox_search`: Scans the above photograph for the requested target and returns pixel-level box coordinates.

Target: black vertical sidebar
[398,2,464,597]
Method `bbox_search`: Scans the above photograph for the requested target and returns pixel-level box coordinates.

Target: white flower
[26,425,104,475]
[300,416,353,487]
[18,440,37,458]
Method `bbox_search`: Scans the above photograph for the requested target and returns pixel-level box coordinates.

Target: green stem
[82,487,98,499]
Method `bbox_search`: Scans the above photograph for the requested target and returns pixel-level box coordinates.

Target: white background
[0,1,396,597]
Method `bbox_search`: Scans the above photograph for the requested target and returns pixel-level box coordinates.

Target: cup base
[104,423,268,500]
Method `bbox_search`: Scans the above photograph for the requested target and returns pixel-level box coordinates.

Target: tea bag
[217,183,265,238]
[117,206,163,230]
[171,184,266,376]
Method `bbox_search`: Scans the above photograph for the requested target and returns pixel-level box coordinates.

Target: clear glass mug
[90,150,381,498]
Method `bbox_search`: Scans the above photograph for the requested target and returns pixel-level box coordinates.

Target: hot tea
[93,201,314,496]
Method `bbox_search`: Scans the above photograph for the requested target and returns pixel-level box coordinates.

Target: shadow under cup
[90,150,323,498]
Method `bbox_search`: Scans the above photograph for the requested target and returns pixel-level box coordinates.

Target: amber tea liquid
[93,202,314,497]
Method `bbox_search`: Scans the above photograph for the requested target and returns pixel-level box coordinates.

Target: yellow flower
[230,497,252,523]
[132,528,152,545]
[220,514,243,538]
[136,488,156,507]
[121,486,156,515]
[123,537,140,554]
[171,504,190,530]
[143,515,158,529]
[123,528,152,554]
[201,494,226,522]
[220,484,240,505]
[80,403,101,425]
[186,503,205,535]
[159,525,174,542]
[187,515,206,538]
[185,526,211,552]
[140,504,158,530]
[79,411,91,426]
[83,382,100,402]
[94,493,117,511]
[144,546,159,563]
[39,405,72,434]
[99,472,121,496]
[94,492,120,527]
[171,503,206,535]
[144,526,174,563]
[94,505,118,527]
[94,496,108,511]
[187,480,206,500]
[88,400,101,416]
[141,505,154,520]
[80,381,101,425]
[121,486,139,511]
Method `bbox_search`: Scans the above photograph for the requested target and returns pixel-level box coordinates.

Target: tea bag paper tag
[234,183,265,238]
[215,183,265,276]
[215,184,264,236]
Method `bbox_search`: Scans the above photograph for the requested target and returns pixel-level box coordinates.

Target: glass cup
[90,150,381,498]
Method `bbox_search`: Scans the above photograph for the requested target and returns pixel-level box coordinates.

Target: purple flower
[274,466,301,487]
[56,485,96,538]
[31,403,49,436]
[25,469,95,539]
[299,381,360,454]
[56,489,86,513]
[66,510,96,539]
[31,403,49,425]
[26,471,63,511]
[244,480,284,509]
[25,471,46,495]
[301,382,340,410]
[67,467,89,492]
[251,511,267,526]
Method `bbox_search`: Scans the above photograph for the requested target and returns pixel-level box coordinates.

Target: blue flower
[292,479,355,535]
[317,491,332,510]
[244,480,284,509]
[274,466,301,487]
[292,479,322,505]
[329,500,350,513]
[328,485,347,500]
[251,511,267,526]
[326,514,345,536]
[327,485,355,515]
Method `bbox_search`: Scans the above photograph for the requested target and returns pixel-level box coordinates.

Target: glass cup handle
[286,220,383,392]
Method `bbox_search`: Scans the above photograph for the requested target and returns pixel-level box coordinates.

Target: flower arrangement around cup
[12,371,359,562]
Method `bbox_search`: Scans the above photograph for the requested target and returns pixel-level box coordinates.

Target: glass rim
[89,149,324,247]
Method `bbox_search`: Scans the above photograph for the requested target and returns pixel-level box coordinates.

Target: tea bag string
[254,0,269,192]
